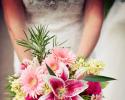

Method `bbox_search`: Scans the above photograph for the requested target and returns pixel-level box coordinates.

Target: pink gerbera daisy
[45,55,58,71]
[51,48,76,65]
[20,67,44,98]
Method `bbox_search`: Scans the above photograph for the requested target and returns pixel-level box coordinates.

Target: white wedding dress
[14,0,125,99]
[95,1,125,100]
[14,0,85,72]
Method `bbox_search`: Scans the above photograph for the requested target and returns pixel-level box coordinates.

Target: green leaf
[81,95,91,100]
[84,75,116,82]
[46,64,56,76]
[101,82,109,89]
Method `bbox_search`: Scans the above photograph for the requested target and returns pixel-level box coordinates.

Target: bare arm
[78,0,104,58]
[2,0,32,61]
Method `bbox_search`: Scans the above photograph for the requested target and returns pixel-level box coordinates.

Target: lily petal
[48,76,65,98]
[57,62,69,81]
[65,79,88,97]
[75,68,87,80]
[64,97,72,100]
[38,92,54,100]
[64,95,83,100]
[71,95,83,100]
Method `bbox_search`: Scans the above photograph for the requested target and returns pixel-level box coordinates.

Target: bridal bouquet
[7,26,115,100]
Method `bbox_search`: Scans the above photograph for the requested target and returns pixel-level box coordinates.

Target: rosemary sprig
[17,25,55,63]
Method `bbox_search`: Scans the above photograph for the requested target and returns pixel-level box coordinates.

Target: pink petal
[64,97,72,100]
[64,96,83,100]
[26,95,41,100]
[65,79,88,97]
[48,76,65,98]
[20,59,31,70]
[51,48,76,65]
[75,68,87,80]
[71,95,83,100]
[85,82,102,95]
[45,55,58,71]
[91,94,102,100]
[38,92,54,100]
[20,63,28,70]
[56,62,69,81]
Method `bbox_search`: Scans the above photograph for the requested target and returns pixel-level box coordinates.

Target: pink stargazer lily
[39,63,88,100]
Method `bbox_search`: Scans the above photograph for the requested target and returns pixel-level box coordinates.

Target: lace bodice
[23,0,85,23]
[23,0,85,53]
[23,0,84,12]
